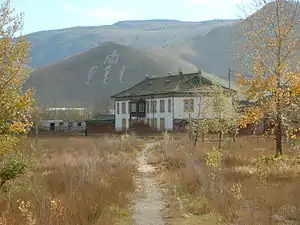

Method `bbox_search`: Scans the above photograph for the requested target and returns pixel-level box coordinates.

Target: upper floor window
[150,100,157,113]
[184,99,194,112]
[168,99,172,113]
[154,100,157,113]
[146,101,150,113]
[131,103,137,113]
[160,100,165,113]
[116,102,120,114]
[139,103,145,112]
[189,99,194,112]
[121,102,126,114]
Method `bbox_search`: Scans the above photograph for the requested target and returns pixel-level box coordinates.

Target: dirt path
[133,142,166,225]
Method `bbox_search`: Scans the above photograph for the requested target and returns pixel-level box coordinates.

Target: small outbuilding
[86,115,115,133]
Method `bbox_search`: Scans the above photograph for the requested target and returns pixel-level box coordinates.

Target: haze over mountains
[25,2,300,109]
[26,19,239,69]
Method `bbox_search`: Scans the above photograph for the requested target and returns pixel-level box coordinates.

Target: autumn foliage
[0,0,35,187]
[237,0,300,155]
[0,0,34,138]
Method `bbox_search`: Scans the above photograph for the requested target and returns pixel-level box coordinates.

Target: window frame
[154,100,157,113]
[168,99,172,113]
[159,99,165,113]
[131,103,137,113]
[121,102,126,114]
[116,102,120,114]
[139,103,145,112]
[183,99,195,112]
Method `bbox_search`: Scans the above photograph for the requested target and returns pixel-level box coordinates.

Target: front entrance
[159,118,165,131]
[50,123,55,131]
[122,119,127,131]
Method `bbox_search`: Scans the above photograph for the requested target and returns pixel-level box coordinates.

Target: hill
[182,1,300,77]
[25,42,197,109]
[25,19,239,68]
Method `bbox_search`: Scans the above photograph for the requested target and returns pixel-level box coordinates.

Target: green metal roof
[111,71,235,99]
[86,115,115,124]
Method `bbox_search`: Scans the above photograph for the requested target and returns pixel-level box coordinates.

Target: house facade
[111,71,235,132]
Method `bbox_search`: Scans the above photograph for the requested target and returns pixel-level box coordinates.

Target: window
[184,99,194,112]
[168,99,172,113]
[189,99,194,112]
[146,101,150,113]
[184,99,189,112]
[160,100,165,113]
[121,102,126,114]
[131,103,136,113]
[154,100,157,113]
[139,103,145,112]
[116,102,120,114]
[78,122,82,127]
[150,101,153,113]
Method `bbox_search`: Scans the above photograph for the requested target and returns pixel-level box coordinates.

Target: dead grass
[0,134,144,225]
[150,133,300,225]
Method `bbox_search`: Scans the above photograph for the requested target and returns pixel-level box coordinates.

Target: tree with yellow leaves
[0,0,34,187]
[203,82,239,149]
[237,0,300,156]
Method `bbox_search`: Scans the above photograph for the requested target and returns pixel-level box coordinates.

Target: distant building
[45,108,89,120]
[111,70,236,132]
[36,107,90,132]
[39,120,86,132]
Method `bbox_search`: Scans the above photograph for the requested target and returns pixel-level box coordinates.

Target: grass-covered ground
[0,134,144,225]
[147,134,300,225]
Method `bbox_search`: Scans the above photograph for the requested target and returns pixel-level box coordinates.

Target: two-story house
[111,70,235,132]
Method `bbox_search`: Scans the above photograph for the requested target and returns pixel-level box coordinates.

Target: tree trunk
[201,131,205,142]
[218,132,222,149]
[275,113,283,156]
[193,133,198,148]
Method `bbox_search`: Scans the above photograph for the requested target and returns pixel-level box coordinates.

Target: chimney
[198,68,202,75]
[179,68,183,75]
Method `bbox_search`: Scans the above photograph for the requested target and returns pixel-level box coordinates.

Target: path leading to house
[133,142,166,225]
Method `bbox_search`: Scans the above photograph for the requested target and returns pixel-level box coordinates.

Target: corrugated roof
[87,114,115,122]
[111,71,231,98]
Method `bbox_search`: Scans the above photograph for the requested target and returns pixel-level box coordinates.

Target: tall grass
[151,134,300,224]
[0,134,143,225]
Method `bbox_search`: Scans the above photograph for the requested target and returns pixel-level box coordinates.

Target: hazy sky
[11,0,253,34]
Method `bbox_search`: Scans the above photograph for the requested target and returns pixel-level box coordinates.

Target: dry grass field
[2,132,300,225]
[0,134,144,225]
[147,134,300,225]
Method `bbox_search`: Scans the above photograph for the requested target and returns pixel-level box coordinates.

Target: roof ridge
[148,72,200,80]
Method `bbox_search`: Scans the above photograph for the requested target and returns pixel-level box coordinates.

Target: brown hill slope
[181,1,300,77]
[25,42,197,109]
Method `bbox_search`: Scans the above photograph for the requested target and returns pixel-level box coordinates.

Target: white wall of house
[115,100,130,131]
[145,97,174,131]
[114,95,234,132]
[173,96,233,119]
